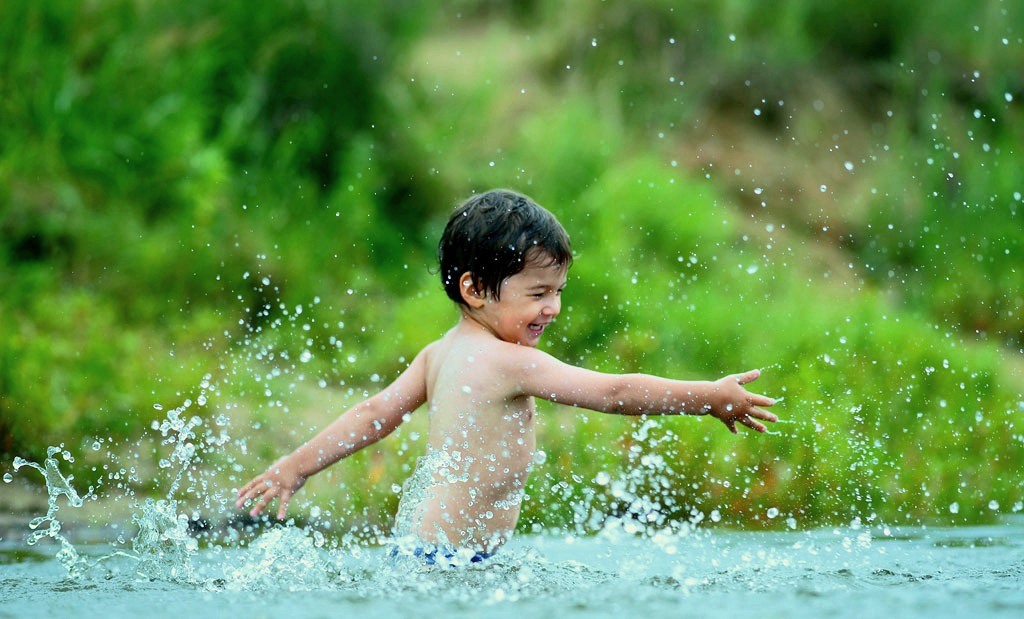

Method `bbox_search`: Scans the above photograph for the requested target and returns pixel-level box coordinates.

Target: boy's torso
[398,323,537,551]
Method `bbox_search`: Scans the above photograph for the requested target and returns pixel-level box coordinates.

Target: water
[2,522,1022,618]
[2,383,1020,618]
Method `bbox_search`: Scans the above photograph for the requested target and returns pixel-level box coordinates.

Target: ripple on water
[3,524,1024,619]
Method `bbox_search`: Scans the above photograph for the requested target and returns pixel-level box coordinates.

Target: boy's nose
[543,298,561,316]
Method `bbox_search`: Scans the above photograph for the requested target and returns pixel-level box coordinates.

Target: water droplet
[153,404,164,411]
[949,502,960,514]
[988,500,999,511]
[595,471,611,486]
[3,473,12,483]
[745,264,759,274]
[766,507,780,519]
[462,385,472,394]
[844,161,854,171]
[820,184,828,192]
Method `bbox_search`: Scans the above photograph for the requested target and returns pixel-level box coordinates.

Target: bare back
[394,320,537,552]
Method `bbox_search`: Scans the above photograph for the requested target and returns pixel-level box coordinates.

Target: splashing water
[12,447,87,577]
[2,293,1022,618]
[3,377,1024,619]
[218,526,342,591]
[131,498,198,583]
[5,376,222,584]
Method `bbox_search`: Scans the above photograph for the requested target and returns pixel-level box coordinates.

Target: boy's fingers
[248,483,281,517]
[743,417,768,433]
[238,473,270,496]
[236,478,267,507]
[236,478,256,499]
[251,492,274,518]
[235,485,255,507]
[734,369,761,385]
[277,491,292,520]
[747,407,778,424]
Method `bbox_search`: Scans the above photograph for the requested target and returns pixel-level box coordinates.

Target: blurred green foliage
[1,0,1022,531]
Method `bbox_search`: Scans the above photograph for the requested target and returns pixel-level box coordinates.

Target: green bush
[2,0,1022,532]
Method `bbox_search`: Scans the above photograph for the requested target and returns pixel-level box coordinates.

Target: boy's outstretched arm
[505,346,777,433]
[235,346,431,520]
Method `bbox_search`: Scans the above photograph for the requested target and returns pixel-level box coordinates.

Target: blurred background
[1,0,1021,534]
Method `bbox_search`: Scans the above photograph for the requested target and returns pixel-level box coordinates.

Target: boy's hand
[706,369,778,433]
[235,456,308,520]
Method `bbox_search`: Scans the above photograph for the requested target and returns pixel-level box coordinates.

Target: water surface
[2,522,1021,619]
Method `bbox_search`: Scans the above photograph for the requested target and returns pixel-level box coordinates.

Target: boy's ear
[458,272,486,308]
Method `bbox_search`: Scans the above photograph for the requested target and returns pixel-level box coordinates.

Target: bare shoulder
[418,338,442,361]
[484,339,566,380]
[411,337,445,377]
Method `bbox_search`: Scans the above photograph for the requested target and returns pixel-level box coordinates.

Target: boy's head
[438,189,572,305]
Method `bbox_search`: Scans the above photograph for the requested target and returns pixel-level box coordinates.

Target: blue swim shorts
[389,545,492,566]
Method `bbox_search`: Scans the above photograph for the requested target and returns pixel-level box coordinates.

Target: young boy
[236,189,777,561]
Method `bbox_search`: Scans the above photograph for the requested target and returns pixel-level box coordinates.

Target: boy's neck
[456,309,506,343]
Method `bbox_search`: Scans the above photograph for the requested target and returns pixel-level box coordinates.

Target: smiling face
[439,190,572,308]
[460,254,568,347]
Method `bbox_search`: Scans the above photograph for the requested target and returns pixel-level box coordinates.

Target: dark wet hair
[438,189,572,305]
